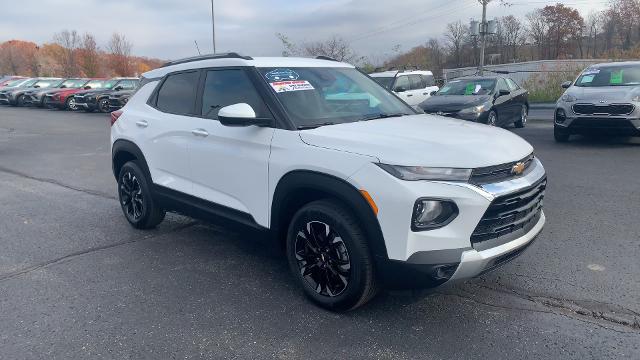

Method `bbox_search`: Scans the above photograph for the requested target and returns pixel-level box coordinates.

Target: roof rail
[316,55,340,62]
[162,53,253,67]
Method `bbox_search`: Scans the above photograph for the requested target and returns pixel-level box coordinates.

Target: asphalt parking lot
[1,106,639,359]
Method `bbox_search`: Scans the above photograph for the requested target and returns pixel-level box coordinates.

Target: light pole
[478,0,488,75]
[211,0,216,54]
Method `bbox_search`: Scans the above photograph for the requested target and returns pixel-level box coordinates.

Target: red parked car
[43,78,107,110]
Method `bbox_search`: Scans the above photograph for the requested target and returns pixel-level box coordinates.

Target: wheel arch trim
[111,139,152,182]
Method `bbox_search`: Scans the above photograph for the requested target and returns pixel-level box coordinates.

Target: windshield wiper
[358,113,410,122]
[297,122,337,130]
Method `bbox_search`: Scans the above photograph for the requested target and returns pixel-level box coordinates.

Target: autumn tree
[107,32,133,76]
[445,20,468,67]
[540,4,584,59]
[502,15,524,61]
[78,33,100,77]
[0,40,40,76]
[52,30,81,76]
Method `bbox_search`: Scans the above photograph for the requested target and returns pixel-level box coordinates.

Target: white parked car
[110,53,546,311]
[369,70,439,107]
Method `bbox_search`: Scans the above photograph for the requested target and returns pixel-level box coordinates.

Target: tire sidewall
[117,161,156,228]
[286,202,370,311]
[487,110,498,126]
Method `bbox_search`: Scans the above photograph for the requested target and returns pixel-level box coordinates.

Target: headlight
[412,199,459,231]
[632,95,640,102]
[376,163,472,182]
[459,104,487,114]
[561,94,577,102]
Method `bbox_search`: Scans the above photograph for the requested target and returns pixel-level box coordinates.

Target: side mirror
[430,90,437,96]
[33,85,40,88]
[113,86,123,91]
[218,103,273,127]
[498,89,510,97]
[84,86,92,90]
[394,87,407,93]
[561,81,572,89]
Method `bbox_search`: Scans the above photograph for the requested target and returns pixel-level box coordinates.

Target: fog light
[555,109,566,124]
[412,199,458,231]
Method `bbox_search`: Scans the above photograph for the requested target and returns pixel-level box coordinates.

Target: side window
[422,74,435,87]
[409,75,425,90]
[506,78,520,91]
[119,80,137,90]
[393,76,410,91]
[496,78,509,92]
[201,69,270,120]
[156,71,199,115]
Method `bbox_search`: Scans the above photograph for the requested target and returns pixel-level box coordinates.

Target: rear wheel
[286,200,378,311]
[66,97,77,111]
[117,161,165,229]
[554,125,570,142]
[15,95,25,107]
[514,104,527,128]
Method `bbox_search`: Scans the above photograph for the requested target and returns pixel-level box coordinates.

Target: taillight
[110,110,123,126]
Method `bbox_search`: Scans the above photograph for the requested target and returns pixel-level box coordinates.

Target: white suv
[369,70,439,107]
[110,53,546,311]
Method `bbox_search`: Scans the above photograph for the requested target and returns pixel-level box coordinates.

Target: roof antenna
[194,40,202,55]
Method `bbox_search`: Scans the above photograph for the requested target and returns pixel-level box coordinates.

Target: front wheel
[66,97,77,111]
[286,200,378,311]
[15,95,25,107]
[514,104,527,128]
[98,98,110,113]
[486,110,498,126]
[117,161,165,229]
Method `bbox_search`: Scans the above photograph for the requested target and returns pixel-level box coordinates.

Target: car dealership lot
[1,107,639,359]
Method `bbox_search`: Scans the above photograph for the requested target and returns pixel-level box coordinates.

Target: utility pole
[211,0,216,54]
[479,0,488,75]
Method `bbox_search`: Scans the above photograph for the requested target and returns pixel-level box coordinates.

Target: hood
[74,88,113,96]
[420,95,491,112]
[565,85,640,101]
[299,114,533,168]
[109,89,134,97]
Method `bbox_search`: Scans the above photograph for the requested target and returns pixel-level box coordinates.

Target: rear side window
[156,71,199,115]
[201,69,270,120]
[409,75,425,90]
[422,74,435,87]
[117,80,138,90]
[394,76,410,91]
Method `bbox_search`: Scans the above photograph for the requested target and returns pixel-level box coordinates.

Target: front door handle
[136,120,148,128]
[406,94,413,97]
[191,129,209,137]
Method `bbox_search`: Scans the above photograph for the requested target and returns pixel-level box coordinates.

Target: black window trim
[149,69,202,116]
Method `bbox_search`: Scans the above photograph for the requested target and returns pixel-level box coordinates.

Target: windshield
[34,79,62,88]
[60,79,88,88]
[84,80,104,89]
[575,65,640,87]
[20,79,39,88]
[437,79,496,95]
[103,80,118,89]
[371,76,395,90]
[5,79,25,87]
[258,67,414,128]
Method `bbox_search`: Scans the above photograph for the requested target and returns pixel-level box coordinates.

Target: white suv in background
[110,53,546,311]
[369,69,439,107]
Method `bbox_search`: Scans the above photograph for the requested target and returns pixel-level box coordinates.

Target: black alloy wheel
[119,171,144,222]
[99,98,110,113]
[294,221,351,297]
[117,161,165,229]
[515,104,527,128]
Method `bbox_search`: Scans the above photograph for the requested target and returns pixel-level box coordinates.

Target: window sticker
[580,75,595,84]
[464,83,476,95]
[270,80,315,93]
[265,69,299,82]
[582,68,600,76]
[610,70,623,84]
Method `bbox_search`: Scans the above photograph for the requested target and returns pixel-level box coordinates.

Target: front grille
[570,118,637,129]
[573,103,635,116]
[470,154,535,185]
[471,177,546,250]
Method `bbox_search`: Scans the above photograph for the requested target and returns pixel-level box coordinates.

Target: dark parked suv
[0,78,62,106]
[74,78,138,112]
[23,78,89,107]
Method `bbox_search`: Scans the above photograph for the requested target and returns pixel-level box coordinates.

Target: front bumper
[555,102,640,136]
[349,157,546,289]
[0,93,12,105]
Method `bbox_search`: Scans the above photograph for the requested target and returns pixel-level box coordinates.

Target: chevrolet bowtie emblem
[511,162,526,176]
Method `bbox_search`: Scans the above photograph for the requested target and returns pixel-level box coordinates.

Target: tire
[514,104,527,128]
[486,110,498,126]
[98,97,110,113]
[286,200,378,311]
[15,95,25,107]
[66,97,77,111]
[554,125,570,142]
[117,161,165,229]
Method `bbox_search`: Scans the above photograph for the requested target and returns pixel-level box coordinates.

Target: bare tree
[78,33,100,77]
[445,21,468,67]
[108,33,133,76]
[526,9,549,59]
[276,34,362,64]
[53,29,80,76]
[502,15,524,62]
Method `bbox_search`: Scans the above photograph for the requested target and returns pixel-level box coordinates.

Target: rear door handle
[135,120,148,128]
[191,129,209,137]
[406,94,413,97]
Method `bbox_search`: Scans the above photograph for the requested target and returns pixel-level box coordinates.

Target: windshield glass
[103,80,118,89]
[258,67,414,128]
[437,78,496,95]
[5,79,25,87]
[371,76,395,90]
[575,65,640,87]
[34,79,62,88]
[84,80,104,89]
[20,79,39,87]
[60,79,88,88]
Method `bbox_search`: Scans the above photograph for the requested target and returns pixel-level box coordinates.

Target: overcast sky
[0,0,608,62]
